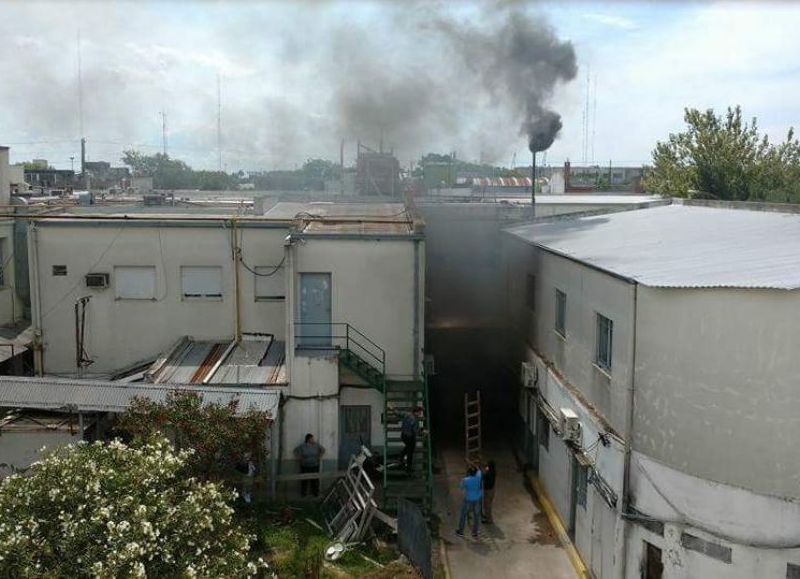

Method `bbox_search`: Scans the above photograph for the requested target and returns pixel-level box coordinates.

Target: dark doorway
[643,541,664,579]
[339,405,370,468]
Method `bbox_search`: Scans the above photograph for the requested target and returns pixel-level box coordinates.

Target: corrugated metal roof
[149,336,287,385]
[505,204,800,289]
[0,377,281,416]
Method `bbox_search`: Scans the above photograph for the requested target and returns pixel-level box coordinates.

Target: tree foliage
[116,390,272,480]
[645,106,800,202]
[0,438,268,578]
[121,150,240,191]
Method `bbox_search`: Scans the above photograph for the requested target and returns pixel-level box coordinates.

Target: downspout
[412,239,420,379]
[231,218,242,343]
[28,222,43,376]
[284,233,295,384]
[620,282,639,579]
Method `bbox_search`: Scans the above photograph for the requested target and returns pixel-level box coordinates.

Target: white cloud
[581,12,638,31]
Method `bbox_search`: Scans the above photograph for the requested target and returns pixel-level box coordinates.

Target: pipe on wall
[620,282,639,579]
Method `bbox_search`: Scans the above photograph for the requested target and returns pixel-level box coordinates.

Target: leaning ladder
[464,390,482,464]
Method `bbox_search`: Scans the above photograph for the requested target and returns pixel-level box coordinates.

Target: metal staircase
[295,322,432,511]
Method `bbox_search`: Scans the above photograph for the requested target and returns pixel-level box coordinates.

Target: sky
[0,0,799,172]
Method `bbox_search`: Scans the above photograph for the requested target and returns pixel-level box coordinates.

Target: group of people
[455,459,497,540]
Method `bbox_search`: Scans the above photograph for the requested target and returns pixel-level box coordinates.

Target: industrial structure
[505,201,800,578]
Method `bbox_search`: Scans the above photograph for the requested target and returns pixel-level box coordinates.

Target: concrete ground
[435,444,576,579]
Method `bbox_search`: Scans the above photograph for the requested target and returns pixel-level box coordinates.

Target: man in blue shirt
[456,465,483,539]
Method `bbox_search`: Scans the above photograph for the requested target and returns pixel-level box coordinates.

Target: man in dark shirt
[400,406,423,474]
[482,460,497,524]
[293,433,325,497]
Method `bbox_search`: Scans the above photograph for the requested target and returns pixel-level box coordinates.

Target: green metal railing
[294,322,386,378]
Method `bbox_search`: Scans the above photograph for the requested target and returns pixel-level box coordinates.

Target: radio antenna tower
[217,74,222,172]
[77,30,84,139]
[159,111,168,155]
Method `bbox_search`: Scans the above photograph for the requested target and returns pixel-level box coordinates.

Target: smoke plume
[434,10,577,153]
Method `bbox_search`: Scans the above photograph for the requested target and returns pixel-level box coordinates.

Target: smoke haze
[0,2,577,170]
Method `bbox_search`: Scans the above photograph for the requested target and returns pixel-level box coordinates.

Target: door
[643,541,664,579]
[298,273,332,347]
[339,405,371,467]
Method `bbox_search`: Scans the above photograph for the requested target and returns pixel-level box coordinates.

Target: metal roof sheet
[505,204,800,289]
[0,377,281,416]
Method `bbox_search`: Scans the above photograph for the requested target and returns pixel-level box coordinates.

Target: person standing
[482,460,497,524]
[456,465,483,540]
[294,433,325,497]
[400,406,424,474]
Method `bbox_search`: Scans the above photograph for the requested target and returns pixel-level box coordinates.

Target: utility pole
[70,156,74,172]
[217,74,222,172]
[159,111,168,155]
[77,30,84,141]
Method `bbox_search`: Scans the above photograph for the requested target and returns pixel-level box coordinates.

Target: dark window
[643,542,664,579]
[576,465,588,508]
[525,274,536,311]
[680,533,732,564]
[0,239,5,286]
[52,265,67,276]
[555,289,566,336]
[537,408,549,452]
[596,314,613,371]
[787,563,800,579]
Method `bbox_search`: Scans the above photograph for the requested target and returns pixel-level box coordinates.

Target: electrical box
[559,407,582,444]
[521,362,537,388]
[85,273,110,289]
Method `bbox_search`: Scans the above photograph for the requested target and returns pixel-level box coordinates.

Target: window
[254,264,285,301]
[596,313,613,371]
[181,266,223,300]
[576,465,588,508]
[555,289,566,336]
[52,265,67,276]
[525,274,536,311]
[643,542,664,579]
[787,563,800,579]
[537,408,549,451]
[115,266,156,300]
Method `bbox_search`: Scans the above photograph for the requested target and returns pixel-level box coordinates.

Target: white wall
[0,148,10,204]
[31,221,288,375]
[289,236,423,379]
[626,453,800,578]
[635,287,800,499]
[506,236,636,434]
[0,221,17,326]
[0,429,81,478]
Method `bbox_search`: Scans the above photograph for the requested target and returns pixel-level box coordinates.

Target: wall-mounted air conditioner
[521,362,537,388]
[559,407,582,444]
[85,273,110,289]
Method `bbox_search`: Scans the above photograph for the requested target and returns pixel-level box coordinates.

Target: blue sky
[0,1,798,172]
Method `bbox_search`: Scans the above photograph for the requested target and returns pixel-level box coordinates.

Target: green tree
[0,438,269,578]
[116,390,272,480]
[645,106,800,202]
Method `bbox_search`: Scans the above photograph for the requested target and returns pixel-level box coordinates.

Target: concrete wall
[634,286,800,499]
[627,452,800,578]
[506,236,636,435]
[0,429,82,478]
[288,236,423,379]
[522,346,626,579]
[31,221,288,375]
[0,221,18,326]
[0,148,10,204]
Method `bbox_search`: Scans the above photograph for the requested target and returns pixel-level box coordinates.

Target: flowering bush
[0,438,269,578]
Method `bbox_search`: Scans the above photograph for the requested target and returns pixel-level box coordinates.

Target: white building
[25,202,429,499]
[504,202,800,579]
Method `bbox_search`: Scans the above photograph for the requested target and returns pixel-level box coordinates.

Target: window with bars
[596,313,613,372]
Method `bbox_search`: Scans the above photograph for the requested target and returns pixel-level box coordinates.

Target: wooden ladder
[464,390,482,464]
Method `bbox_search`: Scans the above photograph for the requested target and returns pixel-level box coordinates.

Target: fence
[397,498,432,579]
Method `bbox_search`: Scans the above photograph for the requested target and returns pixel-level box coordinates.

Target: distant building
[357,145,400,196]
[24,167,76,189]
[83,161,130,189]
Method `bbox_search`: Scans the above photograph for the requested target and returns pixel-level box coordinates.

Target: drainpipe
[231,218,242,342]
[28,222,43,376]
[284,234,296,384]
[412,239,420,379]
[620,282,639,579]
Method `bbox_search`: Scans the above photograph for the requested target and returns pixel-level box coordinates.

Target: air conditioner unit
[521,362,537,388]
[85,273,110,289]
[559,408,582,444]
